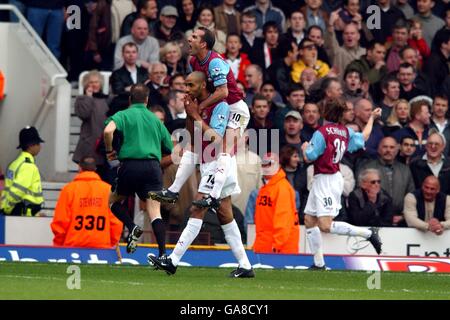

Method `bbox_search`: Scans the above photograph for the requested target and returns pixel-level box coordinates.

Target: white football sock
[306,227,325,267]
[168,150,198,193]
[222,220,252,269]
[330,221,372,239]
[169,218,202,266]
[209,153,231,199]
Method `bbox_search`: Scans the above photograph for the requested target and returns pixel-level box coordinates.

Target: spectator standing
[397,63,428,101]
[243,64,264,107]
[27,0,65,59]
[73,71,109,180]
[222,33,251,88]
[152,5,185,48]
[265,40,298,98]
[301,102,322,142]
[250,21,281,70]
[413,0,445,48]
[51,157,123,248]
[104,84,173,255]
[379,76,401,124]
[352,99,384,158]
[85,0,113,71]
[273,84,307,130]
[386,20,410,73]
[110,42,148,96]
[325,12,366,77]
[300,0,329,33]
[403,176,450,234]
[395,0,415,20]
[185,5,227,54]
[0,127,44,216]
[347,168,393,227]
[393,98,432,158]
[120,0,158,37]
[423,29,450,96]
[280,111,303,154]
[364,0,405,44]
[114,18,160,70]
[280,10,306,47]
[253,152,299,254]
[243,0,286,36]
[176,0,198,32]
[346,40,387,88]
[240,11,263,56]
[214,0,241,35]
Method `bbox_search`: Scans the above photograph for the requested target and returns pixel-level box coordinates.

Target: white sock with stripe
[169,218,202,266]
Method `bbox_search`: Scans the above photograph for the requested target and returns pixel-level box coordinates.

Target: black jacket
[110,65,148,96]
[347,188,393,227]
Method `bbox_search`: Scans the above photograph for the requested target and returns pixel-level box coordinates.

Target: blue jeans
[9,0,27,22]
[27,7,64,59]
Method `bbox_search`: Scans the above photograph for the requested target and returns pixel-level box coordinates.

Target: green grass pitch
[0,262,449,300]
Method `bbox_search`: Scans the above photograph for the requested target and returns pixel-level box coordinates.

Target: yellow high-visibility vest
[0,151,44,216]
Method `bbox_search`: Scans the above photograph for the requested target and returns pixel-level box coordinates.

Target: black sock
[151,218,166,256]
[111,202,135,232]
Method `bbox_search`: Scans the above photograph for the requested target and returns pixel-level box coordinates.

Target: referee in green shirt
[104,84,174,256]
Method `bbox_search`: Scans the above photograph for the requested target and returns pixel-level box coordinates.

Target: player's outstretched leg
[149,150,199,203]
[326,220,382,254]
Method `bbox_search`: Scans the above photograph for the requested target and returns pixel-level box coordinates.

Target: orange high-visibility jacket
[51,171,123,248]
[253,169,300,254]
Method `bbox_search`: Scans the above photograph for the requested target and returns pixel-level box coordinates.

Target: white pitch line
[0,274,145,286]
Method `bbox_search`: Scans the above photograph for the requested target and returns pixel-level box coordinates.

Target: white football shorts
[304,172,344,218]
[198,157,241,199]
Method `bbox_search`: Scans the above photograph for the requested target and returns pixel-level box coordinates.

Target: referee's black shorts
[115,159,162,201]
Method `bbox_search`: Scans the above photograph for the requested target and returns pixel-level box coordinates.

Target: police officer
[0,126,44,216]
[104,83,174,256]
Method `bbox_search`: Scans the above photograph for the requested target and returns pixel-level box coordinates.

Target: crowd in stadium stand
[2,0,450,244]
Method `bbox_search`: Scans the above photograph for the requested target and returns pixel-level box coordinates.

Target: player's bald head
[186,71,206,84]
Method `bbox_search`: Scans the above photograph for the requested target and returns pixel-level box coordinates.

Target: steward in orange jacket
[51,157,123,248]
[253,163,299,254]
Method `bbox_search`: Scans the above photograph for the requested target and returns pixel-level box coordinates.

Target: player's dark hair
[197,26,216,50]
[323,99,348,123]
[130,84,150,104]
